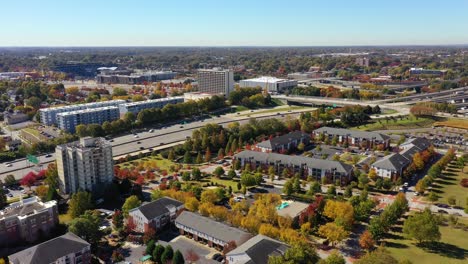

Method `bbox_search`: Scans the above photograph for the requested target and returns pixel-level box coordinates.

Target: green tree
[268,243,319,264]
[122,195,141,216]
[146,240,156,255]
[308,181,321,196]
[182,171,191,181]
[354,247,398,264]
[152,244,165,263]
[68,191,93,218]
[0,188,7,209]
[293,177,301,193]
[428,191,438,203]
[403,208,441,244]
[213,166,225,178]
[151,189,163,201]
[283,180,293,196]
[68,211,101,244]
[191,168,202,181]
[173,250,185,264]
[227,169,236,179]
[161,245,174,263]
[195,152,203,164]
[183,151,192,164]
[318,250,345,264]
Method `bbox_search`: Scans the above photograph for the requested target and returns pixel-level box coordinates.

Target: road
[0,105,312,180]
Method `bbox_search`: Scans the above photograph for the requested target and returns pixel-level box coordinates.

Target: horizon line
[0,44,467,48]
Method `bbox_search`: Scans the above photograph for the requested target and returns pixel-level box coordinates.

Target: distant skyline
[1,0,467,47]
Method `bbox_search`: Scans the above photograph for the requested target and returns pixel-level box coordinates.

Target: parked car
[45,154,52,158]
[437,209,448,214]
[5,163,12,167]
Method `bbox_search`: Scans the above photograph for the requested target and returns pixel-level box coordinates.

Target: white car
[5,163,12,167]
[134,135,139,138]
[149,129,154,133]
[404,182,409,187]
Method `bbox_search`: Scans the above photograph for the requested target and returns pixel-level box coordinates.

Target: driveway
[157,235,219,264]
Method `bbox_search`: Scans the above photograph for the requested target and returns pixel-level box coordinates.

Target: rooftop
[0,196,56,220]
[371,153,410,171]
[120,96,183,107]
[227,234,289,264]
[40,100,125,113]
[241,76,294,83]
[314,126,390,141]
[276,201,309,218]
[175,211,252,245]
[256,131,310,149]
[56,106,119,116]
[129,197,183,220]
[9,232,90,264]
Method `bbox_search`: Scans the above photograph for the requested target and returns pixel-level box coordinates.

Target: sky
[1,0,467,46]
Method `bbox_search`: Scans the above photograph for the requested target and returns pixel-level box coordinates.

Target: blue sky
[1,0,467,46]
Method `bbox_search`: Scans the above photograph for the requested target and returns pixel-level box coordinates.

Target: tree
[447,196,456,206]
[403,208,441,244]
[412,153,425,171]
[227,169,236,179]
[297,142,305,151]
[368,169,377,180]
[354,247,398,264]
[201,189,219,203]
[359,230,375,251]
[173,250,185,264]
[20,172,38,190]
[191,168,201,181]
[428,191,438,203]
[122,195,141,216]
[4,174,16,186]
[68,191,93,218]
[195,152,203,164]
[151,189,163,201]
[35,185,49,201]
[183,151,192,164]
[111,250,124,262]
[0,188,7,209]
[68,211,101,244]
[293,177,301,193]
[153,244,165,263]
[184,197,199,212]
[318,223,349,246]
[318,250,345,264]
[181,171,191,181]
[45,163,59,189]
[308,181,322,196]
[283,180,293,196]
[146,240,156,255]
[161,245,174,263]
[205,147,212,162]
[268,242,319,264]
[112,210,124,231]
[213,166,225,178]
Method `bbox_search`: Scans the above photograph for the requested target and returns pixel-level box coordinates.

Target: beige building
[56,137,114,194]
[0,196,58,247]
[197,68,234,96]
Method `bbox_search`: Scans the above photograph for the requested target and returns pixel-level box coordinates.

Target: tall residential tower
[197,68,234,96]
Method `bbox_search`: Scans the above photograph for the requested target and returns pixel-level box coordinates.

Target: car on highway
[137,141,141,144]
[437,209,448,214]
[45,154,52,158]
[109,139,114,142]
[179,125,184,128]
[134,135,139,138]
[5,163,12,167]
[139,147,144,150]
[149,129,154,133]
[453,212,462,216]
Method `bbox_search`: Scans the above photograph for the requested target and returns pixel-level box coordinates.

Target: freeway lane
[0,106,310,180]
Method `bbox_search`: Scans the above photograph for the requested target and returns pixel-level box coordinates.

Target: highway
[0,106,311,180]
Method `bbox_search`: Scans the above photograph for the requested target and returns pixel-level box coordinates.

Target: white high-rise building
[56,137,114,194]
[197,68,234,96]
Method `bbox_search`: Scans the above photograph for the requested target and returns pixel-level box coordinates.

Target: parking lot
[409,127,467,149]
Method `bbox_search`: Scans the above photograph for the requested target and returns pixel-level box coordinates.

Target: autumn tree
[318,250,345,264]
[201,189,219,203]
[359,230,375,251]
[318,222,349,246]
[122,195,141,216]
[354,247,398,264]
[323,200,354,230]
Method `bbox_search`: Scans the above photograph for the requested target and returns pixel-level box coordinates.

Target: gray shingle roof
[131,197,183,220]
[227,234,289,264]
[314,127,390,141]
[9,232,90,264]
[400,146,420,161]
[401,137,431,151]
[175,211,252,245]
[256,131,310,149]
[235,150,353,174]
[372,153,410,171]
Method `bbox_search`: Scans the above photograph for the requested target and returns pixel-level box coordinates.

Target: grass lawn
[434,118,468,130]
[238,105,314,117]
[381,109,398,115]
[339,152,366,165]
[184,176,241,192]
[354,115,440,131]
[234,105,249,112]
[430,163,467,206]
[22,127,41,137]
[386,222,468,264]
[118,154,176,171]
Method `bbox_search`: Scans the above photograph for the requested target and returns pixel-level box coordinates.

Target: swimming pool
[277,201,290,210]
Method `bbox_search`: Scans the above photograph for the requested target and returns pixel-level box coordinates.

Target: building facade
[197,69,234,96]
[56,137,114,194]
[97,71,177,84]
[128,197,184,233]
[254,131,310,153]
[175,211,252,251]
[118,96,184,117]
[39,99,125,126]
[235,150,353,184]
[239,76,297,93]
[0,197,58,247]
[3,112,29,125]
[57,106,120,133]
[313,127,390,149]
[9,232,91,264]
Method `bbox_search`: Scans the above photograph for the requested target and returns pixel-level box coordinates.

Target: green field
[430,164,468,207]
[339,152,367,165]
[118,154,176,171]
[354,115,438,131]
[184,176,241,192]
[386,222,468,264]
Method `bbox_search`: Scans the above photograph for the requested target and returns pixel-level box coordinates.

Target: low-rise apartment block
[253,131,310,153]
[313,127,390,149]
[56,137,114,194]
[235,150,353,184]
[9,232,91,264]
[128,197,184,233]
[39,99,126,126]
[0,197,58,247]
[118,96,184,117]
[57,106,120,133]
[3,111,29,125]
[226,234,289,264]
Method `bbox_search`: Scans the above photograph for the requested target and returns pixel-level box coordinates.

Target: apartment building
[313,127,390,149]
[118,96,184,117]
[239,76,297,93]
[235,150,353,184]
[57,106,120,133]
[0,197,58,247]
[254,131,310,153]
[226,234,289,264]
[128,197,184,233]
[175,211,252,251]
[197,69,234,96]
[56,137,114,194]
[9,232,91,264]
[3,111,29,125]
[39,99,126,126]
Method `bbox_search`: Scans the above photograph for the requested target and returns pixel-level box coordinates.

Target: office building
[239,76,297,93]
[409,68,447,76]
[175,211,252,251]
[9,232,91,264]
[3,111,29,125]
[56,137,114,194]
[57,106,120,133]
[226,234,289,264]
[97,71,177,84]
[235,150,353,184]
[0,197,58,247]
[197,69,234,96]
[39,100,126,126]
[118,96,184,116]
[355,57,370,67]
[128,197,184,233]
